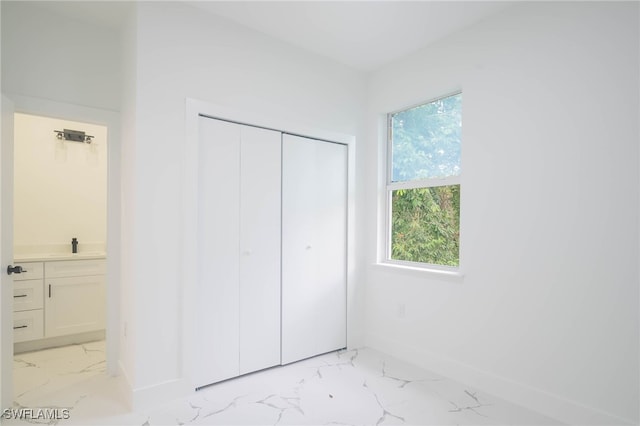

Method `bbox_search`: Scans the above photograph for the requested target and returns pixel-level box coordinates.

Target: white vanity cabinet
[44,259,106,338]
[12,262,45,343]
[12,258,106,344]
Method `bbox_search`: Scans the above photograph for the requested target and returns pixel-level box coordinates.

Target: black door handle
[7,265,26,275]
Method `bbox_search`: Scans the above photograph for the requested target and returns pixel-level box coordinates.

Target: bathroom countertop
[14,252,107,262]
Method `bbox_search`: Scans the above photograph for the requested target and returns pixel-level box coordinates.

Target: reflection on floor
[9,342,561,425]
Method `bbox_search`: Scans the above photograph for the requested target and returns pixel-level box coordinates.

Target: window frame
[384,91,462,273]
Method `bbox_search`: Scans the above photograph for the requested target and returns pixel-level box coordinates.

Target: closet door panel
[196,117,241,387]
[281,134,347,364]
[239,126,281,374]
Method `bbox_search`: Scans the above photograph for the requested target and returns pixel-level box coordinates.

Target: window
[387,92,461,269]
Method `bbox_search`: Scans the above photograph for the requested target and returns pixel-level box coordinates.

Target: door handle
[7,265,26,275]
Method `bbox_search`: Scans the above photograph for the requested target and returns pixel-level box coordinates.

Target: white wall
[0,1,121,111]
[13,113,107,255]
[1,0,124,382]
[120,1,367,402]
[365,3,639,424]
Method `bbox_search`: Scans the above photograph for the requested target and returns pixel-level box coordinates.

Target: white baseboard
[365,333,635,426]
[131,378,192,411]
[117,359,194,412]
[14,330,105,354]
[117,360,134,410]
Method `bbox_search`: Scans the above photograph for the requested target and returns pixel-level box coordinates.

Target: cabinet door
[281,134,347,364]
[196,117,241,387]
[44,275,105,338]
[238,125,281,375]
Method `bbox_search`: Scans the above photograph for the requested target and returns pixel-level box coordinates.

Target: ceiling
[31,1,513,72]
[188,1,512,71]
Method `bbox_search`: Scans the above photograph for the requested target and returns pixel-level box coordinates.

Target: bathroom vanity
[12,253,106,351]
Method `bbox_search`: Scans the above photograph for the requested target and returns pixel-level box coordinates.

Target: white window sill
[372,262,465,282]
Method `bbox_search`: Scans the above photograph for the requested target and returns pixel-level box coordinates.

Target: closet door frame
[183,99,356,390]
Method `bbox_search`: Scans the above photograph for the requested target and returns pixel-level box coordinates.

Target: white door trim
[1,95,16,410]
[2,93,121,377]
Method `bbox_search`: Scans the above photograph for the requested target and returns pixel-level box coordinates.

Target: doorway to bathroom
[0,94,122,413]
[11,113,109,408]
[10,113,109,408]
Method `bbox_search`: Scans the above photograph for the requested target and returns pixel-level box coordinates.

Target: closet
[195,116,347,389]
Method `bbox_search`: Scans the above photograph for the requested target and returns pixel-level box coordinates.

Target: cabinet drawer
[13,280,44,312]
[13,310,44,343]
[45,259,106,278]
[12,262,44,281]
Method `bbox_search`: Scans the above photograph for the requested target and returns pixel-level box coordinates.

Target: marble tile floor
[8,342,562,426]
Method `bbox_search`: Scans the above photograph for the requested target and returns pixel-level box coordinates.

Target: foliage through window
[387,93,461,268]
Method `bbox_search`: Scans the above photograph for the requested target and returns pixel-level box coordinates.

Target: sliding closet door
[281,134,347,364]
[196,117,241,386]
[196,117,281,388]
[238,126,281,375]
